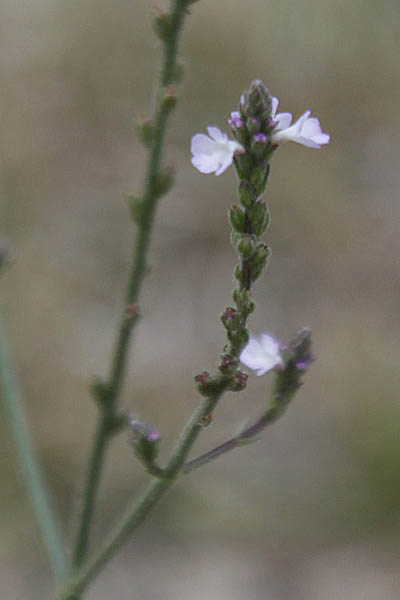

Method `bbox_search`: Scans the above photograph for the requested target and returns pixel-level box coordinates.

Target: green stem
[72,0,192,569]
[183,391,290,474]
[0,316,68,581]
[60,395,220,600]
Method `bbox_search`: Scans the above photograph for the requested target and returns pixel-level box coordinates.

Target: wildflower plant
[0,1,328,599]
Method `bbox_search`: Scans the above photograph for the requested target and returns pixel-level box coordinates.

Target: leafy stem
[72,0,192,570]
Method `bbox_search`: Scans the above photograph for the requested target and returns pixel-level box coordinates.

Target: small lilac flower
[253,133,268,144]
[191,126,245,176]
[270,97,330,149]
[296,361,309,371]
[229,111,244,129]
[240,332,283,376]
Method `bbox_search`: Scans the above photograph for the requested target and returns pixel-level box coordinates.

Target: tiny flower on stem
[270,97,330,149]
[191,126,244,175]
[240,332,283,376]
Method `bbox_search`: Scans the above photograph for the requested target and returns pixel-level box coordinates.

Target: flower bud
[229,370,248,392]
[136,117,153,148]
[89,376,110,406]
[246,116,261,135]
[237,234,256,258]
[219,353,237,374]
[228,111,244,130]
[250,243,271,282]
[221,307,240,331]
[248,201,269,236]
[124,304,139,322]
[153,8,172,42]
[194,371,214,396]
[153,168,175,199]
[229,205,246,233]
[250,164,269,196]
[233,153,253,179]
[127,195,142,224]
[289,328,315,373]
[129,417,160,465]
[247,79,273,120]
[161,86,178,114]
[238,180,254,208]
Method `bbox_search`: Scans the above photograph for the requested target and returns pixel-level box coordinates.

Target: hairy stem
[0,316,67,581]
[72,0,190,569]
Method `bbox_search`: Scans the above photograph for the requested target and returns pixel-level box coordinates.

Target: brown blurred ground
[1,0,400,598]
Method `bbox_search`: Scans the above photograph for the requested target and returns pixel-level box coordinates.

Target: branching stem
[72,0,190,570]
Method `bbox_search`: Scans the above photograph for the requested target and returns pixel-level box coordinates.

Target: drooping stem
[72,0,191,569]
[0,316,68,581]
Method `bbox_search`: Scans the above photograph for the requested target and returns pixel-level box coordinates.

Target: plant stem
[0,316,68,581]
[183,390,290,474]
[72,0,192,569]
[60,395,221,600]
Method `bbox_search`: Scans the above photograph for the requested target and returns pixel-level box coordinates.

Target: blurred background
[1,0,400,598]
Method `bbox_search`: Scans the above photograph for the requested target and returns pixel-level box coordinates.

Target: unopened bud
[237,234,256,258]
[248,201,269,236]
[219,353,237,374]
[238,180,254,209]
[127,195,142,224]
[250,165,269,196]
[229,205,246,233]
[153,7,172,42]
[161,86,177,114]
[246,116,261,135]
[153,168,175,199]
[247,79,273,120]
[129,417,160,464]
[221,307,240,331]
[194,371,212,396]
[125,304,139,321]
[229,370,248,392]
[136,117,153,148]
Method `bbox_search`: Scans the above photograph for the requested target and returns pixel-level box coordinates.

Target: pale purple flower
[240,332,283,376]
[254,133,268,144]
[270,97,330,149]
[191,126,245,176]
[229,110,244,129]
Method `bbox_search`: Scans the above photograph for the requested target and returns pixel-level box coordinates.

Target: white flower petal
[240,332,282,376]
[191,127,244,176]
[191,134,217,155]
[271,96,279,117]
[274,112,292,130]
[271,105,329,149]
[191,155,218,174]
[207,126,227,143]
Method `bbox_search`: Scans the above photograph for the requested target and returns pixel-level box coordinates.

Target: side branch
[0,317,67,581]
